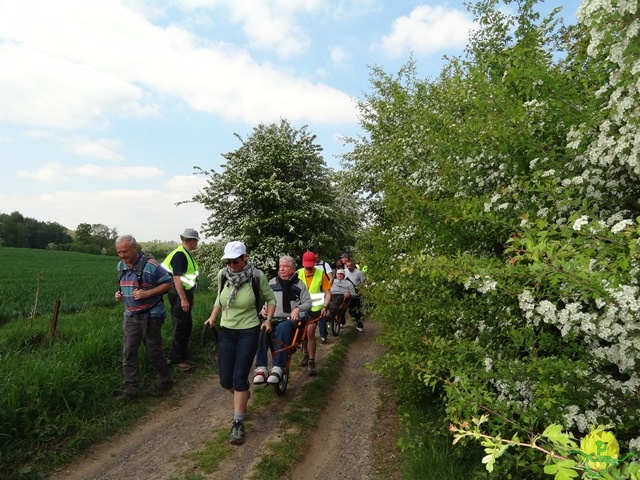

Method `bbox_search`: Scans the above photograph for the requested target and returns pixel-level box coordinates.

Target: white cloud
[71,164,163,180]
[167,174,208,194]
[381,5,475,57]
[23,130,54,139]
[16,162,67,183]
[0,187,211,241]
[330,45,349,66]
[225,0,312,58]
[173,0,319,58]
[63,138,125,161]
[0,43,157,129]
[0,0,356,130]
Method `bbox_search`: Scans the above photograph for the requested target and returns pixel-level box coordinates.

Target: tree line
[0,211,120,256]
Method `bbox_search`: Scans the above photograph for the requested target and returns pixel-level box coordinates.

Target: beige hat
[336,269,345,274]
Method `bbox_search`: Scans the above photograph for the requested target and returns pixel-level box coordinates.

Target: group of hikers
[114,230,366,445]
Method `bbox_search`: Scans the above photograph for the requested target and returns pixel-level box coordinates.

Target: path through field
[49,320,401,480]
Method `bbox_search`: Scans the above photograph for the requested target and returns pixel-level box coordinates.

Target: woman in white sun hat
[203,240,276,445]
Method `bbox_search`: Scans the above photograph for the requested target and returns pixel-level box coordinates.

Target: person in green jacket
[203,241,276,445]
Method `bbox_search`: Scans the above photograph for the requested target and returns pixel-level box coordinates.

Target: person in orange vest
[297,251,332,376]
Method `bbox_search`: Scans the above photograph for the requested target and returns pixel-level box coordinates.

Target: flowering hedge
[343,0,640,476]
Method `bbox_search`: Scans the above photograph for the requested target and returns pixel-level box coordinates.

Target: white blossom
[573,215,589,231]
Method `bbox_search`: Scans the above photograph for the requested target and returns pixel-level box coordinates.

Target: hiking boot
[267,366,283,384]
[356,321,364,332]
[230,420,245,445]
[299,354,309,367]
[307,359,317,377]
[320,337,328,344]
[115,390,138,401]
[174,362,195,372]
[253,366,268,384]
[146,382,173,397]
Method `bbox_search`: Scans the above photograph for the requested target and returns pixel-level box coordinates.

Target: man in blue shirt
[115,234,173,399]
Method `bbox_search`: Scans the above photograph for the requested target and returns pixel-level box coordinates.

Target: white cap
[221,241,247,259]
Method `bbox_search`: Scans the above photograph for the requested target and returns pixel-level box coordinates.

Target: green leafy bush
[343,0,640,475]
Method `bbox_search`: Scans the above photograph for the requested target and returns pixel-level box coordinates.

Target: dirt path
[49,320,400,480]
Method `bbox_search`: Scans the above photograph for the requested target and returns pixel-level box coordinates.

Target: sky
[0,0,582,242]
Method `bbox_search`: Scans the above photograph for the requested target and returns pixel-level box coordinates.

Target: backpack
[219,270,262,313]
[118,255,150,289]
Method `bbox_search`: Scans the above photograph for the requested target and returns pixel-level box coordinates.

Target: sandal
[267,366,283,384]
[253,367,268,384]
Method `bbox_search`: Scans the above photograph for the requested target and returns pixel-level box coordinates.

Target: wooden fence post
[49,299,61,337]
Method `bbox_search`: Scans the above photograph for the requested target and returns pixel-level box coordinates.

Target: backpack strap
[252,271,261,313]
[118,255,150,289]
[346,277,359,295]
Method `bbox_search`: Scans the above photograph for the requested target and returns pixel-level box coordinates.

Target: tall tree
[75,223,92,244]
[192,119,359,274]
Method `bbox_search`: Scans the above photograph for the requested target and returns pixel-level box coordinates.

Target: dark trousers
[349,296,362,323]
[122,313,172,394]
[168,289,194,363]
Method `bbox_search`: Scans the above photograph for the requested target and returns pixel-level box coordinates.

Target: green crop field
[0,247,124,323]
[0,247,217,479]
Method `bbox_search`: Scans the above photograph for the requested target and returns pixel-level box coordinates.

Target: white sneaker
[253,366,268,384]
[267,366,284,384]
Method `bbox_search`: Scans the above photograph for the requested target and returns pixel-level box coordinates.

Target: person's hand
[345,292,351,298]
[204,318,215,328]
[181,298,190,312]
[132,289,147,300]
[290,306,300,321]
[261,318,272,334]
[115,291,122,302]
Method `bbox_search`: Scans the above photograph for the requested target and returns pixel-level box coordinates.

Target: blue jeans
[256,319,296,368]
[217,325,259,392]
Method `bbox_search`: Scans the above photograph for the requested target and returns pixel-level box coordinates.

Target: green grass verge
[1,290,217,480]
[397,392,485,480]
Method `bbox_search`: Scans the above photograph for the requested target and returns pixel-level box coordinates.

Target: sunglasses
[226,256,244,265]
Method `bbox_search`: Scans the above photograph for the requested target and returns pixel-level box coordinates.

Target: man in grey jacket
[253,255,312,384]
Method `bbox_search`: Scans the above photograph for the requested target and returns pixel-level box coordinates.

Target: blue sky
[0,0,581,242]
